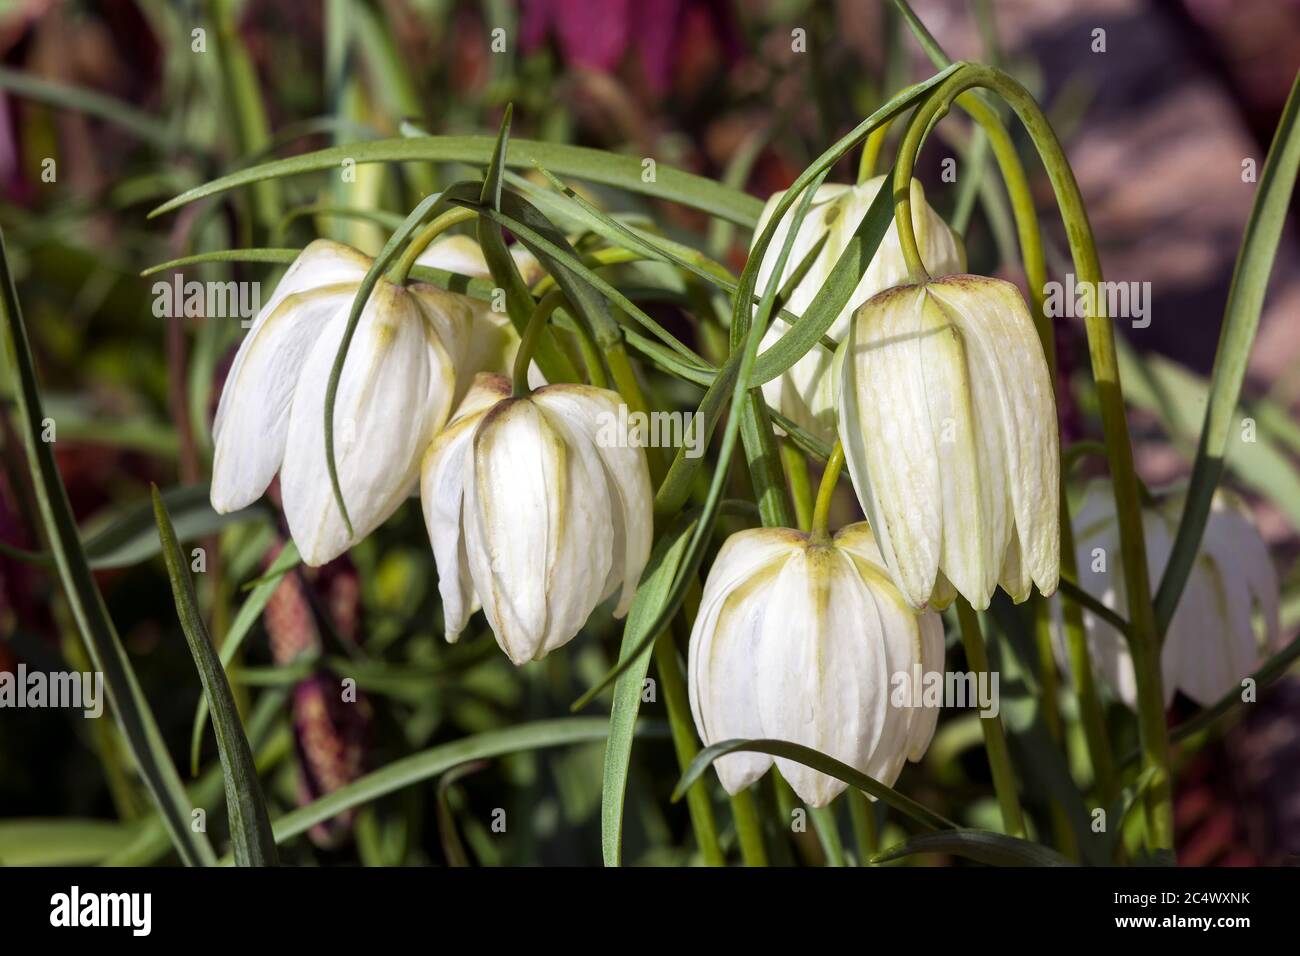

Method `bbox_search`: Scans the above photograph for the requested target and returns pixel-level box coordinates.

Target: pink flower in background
[519,0,739,94]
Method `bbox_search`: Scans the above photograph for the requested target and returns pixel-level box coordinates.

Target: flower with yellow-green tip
[420,373,653,664]
[752,176,963,444]
[687,523,943,808]
[838,274,1059,611]
[1063,481,1280,708]
[210,239,474,566]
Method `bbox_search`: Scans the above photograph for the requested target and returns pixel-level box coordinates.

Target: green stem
[810,441,845,542]
[388,207,477,285]
[955,597,1026,837]
[780,441,814,532]
[857,117,894,183]
[848,789,879,864]
[652,633,726,866]
[896,61,1172,851]
[729,788,769,867]
[512,290,565,397]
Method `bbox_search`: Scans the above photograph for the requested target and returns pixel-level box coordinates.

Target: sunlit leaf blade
[189,542,300,774]
[871,828,1075,867]
[1155,70,1300,633]
[602,512,698,867]
[0,230,215,867]
[153,486,278,867]
[148,136,765,226]
[265,718,666,849]
[673,739,956,832]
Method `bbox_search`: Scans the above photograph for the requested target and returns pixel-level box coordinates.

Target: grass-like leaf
[189,542,300,774]
[153,486,278,867]
[602,511,702,866]
[0,229,215,866]
[673,738,956,832]
[148,136,764,226]
[263,718,666,850]
[1153,68,1300,631]
[871,828,1075,866]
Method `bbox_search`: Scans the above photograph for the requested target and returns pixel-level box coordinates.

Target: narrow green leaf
[149,136,765,226]
[602,512,700,866]
[0,230,215,866]
[189,542,300,774]
[0,819,141,866]
[871,828,1075,866]
[475,112,581,385]
[153,486,278,867]
[1156,69,1300,633]
[673,738,956,832]
[264,718,667,850]
[0,66,174,147]
[323,184,478,532]
[0,484,265,570]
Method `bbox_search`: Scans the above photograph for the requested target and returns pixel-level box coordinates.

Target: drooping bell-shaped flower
[1062,482,1280,708]
[752,176,963,444]
[687,523,944,807]
[838,275,1059,611]
[420,374,653,664]
[211,239,473,565]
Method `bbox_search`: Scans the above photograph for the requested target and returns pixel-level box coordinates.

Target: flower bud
[420,374,653,664]
[1064,482,1280,707]
[838,274,1059,611]
[687,523,943,807]
[753,177,963,444]
[211,239,474,566]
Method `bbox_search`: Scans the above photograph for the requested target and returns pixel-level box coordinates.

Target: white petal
[281,281,458,565]
[466,398,611,663]
[929,277,1059,600]
[531,385,654,617]
[688,528,803,793]
[840,284,943,608]
[755,546,886,807]
[420,375,512,642]
[210,285,354,512]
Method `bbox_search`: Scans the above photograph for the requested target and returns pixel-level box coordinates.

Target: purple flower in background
[519,0,740,95]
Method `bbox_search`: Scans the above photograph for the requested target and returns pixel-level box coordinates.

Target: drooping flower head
[752,176,964,444]
[421,374,653,664]
[688,523,943,807]
[838,274,1059,611]
[1063,482,1280,708]
[211,239,475,566]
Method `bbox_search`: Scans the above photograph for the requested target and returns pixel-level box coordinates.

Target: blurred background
[0,0,1297,866]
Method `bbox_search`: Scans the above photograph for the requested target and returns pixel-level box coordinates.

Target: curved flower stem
[856,116,894,183]
[780,441,814,531]
[512,289,566,397]
[387,207,477,284]
[810,440,845,543]
[955,597,1026,838]
[899,62,1170,849]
